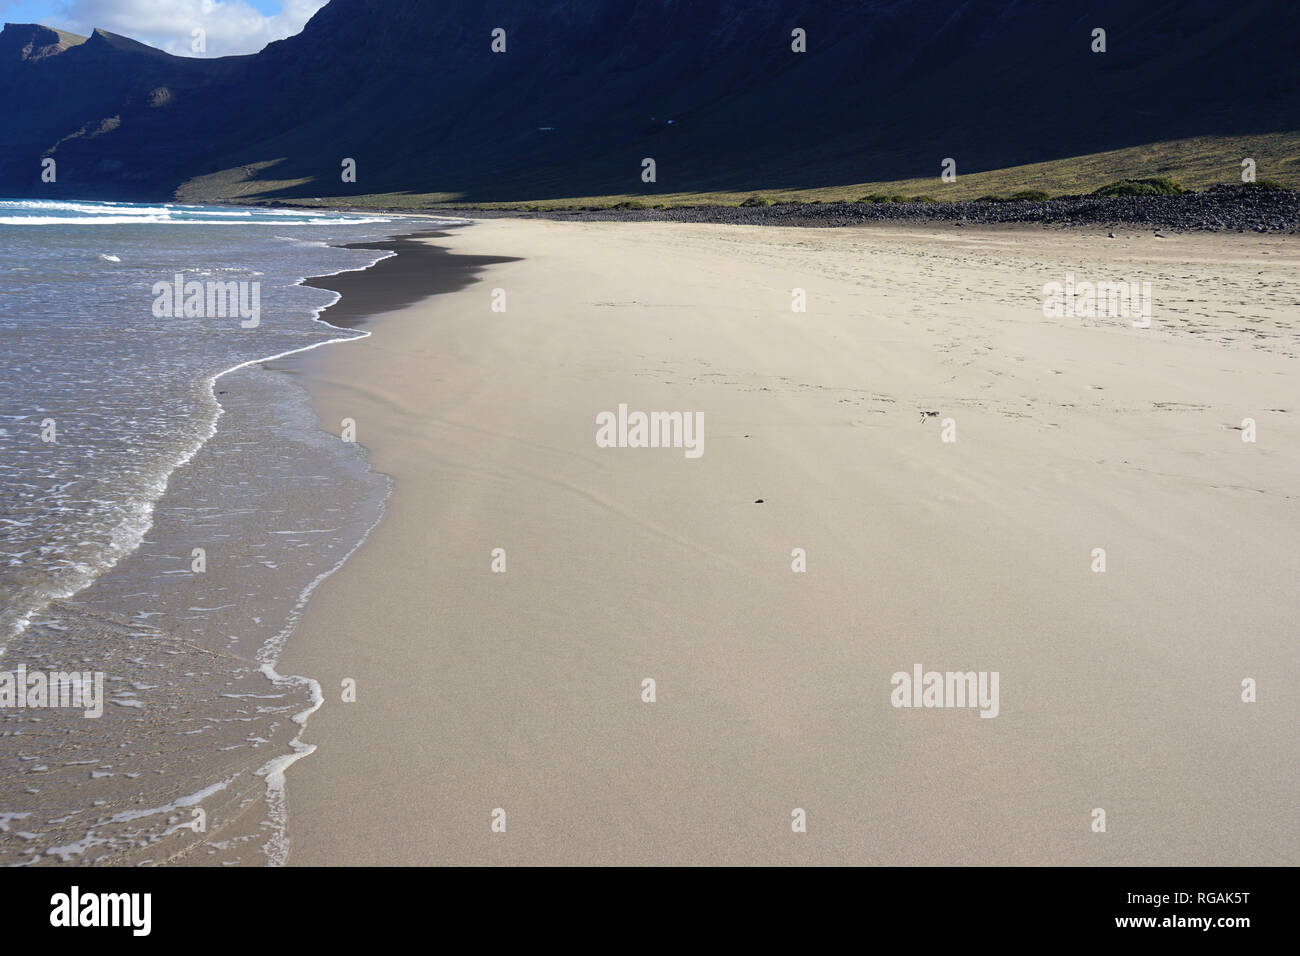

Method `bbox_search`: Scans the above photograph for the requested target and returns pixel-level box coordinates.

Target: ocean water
[0,199,456,865]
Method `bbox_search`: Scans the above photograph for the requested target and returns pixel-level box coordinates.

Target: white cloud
[46,0,328,57]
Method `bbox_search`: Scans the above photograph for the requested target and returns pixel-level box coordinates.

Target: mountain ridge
[2,0,1297,203]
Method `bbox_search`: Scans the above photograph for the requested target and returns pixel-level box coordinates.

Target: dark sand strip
[303,230,521,328]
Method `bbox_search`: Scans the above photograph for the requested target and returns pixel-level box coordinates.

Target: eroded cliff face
[2,0,1297,201]
[0,22,85,61]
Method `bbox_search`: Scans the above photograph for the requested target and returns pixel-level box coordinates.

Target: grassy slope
[51,28,88,47]
[184,131,1299,210]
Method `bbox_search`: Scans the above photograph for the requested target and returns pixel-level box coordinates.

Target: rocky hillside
[2,0,1297,202]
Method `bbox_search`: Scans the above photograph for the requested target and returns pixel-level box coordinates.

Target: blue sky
[0,0,326,56]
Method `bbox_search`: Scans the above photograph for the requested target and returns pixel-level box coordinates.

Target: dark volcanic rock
[448,186,1300,233]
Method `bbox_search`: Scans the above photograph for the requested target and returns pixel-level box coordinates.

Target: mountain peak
[0,22,87,61]
[84,26,172,58]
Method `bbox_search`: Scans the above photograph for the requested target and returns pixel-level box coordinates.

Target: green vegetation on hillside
[855,194,937,204]
[976,189,1053,202]
[195,133,1300,213]
[1092,177,1187,196]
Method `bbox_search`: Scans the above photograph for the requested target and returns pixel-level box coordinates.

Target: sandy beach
[276,219,1299,866]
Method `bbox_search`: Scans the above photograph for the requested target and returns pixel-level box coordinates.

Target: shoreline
[249,225,515,863]
[301,230,520,328]
[251,226,520,863]
[276,218,1298,865]
[245,185,1300,234]
[0,216,471,866]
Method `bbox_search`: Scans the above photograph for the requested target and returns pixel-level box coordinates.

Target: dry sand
[276,219,1299,865]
